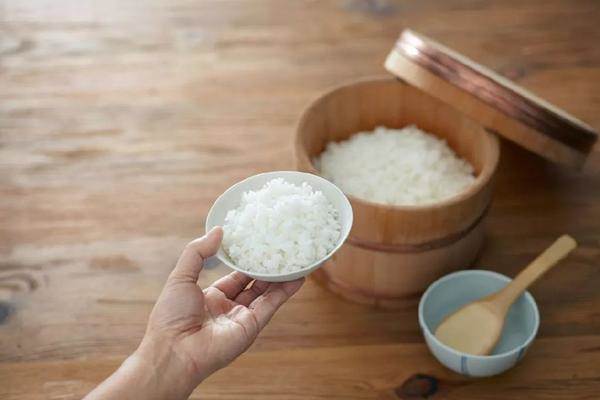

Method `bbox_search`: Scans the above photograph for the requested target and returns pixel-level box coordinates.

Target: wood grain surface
[1,0,599,399]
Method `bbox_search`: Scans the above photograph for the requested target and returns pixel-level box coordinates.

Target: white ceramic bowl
[205,171,353,282]
[419,270,540,377]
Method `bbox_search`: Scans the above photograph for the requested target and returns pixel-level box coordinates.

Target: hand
[146,226,304,382]
[85,227,304,400]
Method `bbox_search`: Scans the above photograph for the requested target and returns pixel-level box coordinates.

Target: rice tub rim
[205,170,353,279]
[294,75,500,212]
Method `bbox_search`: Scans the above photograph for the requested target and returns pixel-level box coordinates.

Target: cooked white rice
[222,178,341,275]
[315,125,475,206]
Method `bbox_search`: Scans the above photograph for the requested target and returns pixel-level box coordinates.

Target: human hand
[145,226,304,382]
[85,227,304,400]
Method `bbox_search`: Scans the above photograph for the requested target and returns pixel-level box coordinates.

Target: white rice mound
[315,125,476,206]
[222,178,341,275]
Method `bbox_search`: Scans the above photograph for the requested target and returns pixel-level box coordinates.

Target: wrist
[84,334,198,400]
[127,334,199,400]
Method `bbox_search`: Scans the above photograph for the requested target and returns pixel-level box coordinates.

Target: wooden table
[1,1,599,398]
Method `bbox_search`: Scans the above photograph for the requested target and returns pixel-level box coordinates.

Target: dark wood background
[1,1,599,398]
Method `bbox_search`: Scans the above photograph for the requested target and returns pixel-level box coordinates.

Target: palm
[158,281,256,373]
[84,228,303,400]
[147,227,303,381]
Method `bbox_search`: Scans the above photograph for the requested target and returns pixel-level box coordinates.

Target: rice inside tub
[222,178,341,274]
[314,125,475,206]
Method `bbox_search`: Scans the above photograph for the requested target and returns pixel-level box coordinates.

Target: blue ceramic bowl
[418,270,540,377]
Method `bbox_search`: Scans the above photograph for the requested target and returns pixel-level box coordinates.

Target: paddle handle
[490,235,577,312]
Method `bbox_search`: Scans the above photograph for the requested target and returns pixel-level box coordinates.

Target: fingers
[169,226,223,284]
[228,305,260,343]
[210,271,253,299]
[234,280,270,306]
[249,278,304,330]
[204,286,237,317]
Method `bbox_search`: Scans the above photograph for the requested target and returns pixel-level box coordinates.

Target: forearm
[85,336,198,400]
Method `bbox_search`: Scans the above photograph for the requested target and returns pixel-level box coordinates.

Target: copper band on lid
[386,29,598,167]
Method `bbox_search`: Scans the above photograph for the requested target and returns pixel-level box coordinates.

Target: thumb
[169,226,223,284]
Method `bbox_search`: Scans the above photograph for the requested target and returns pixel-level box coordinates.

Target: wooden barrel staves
[295,77,499,307]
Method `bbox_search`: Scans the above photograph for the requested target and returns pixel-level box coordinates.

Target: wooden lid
[385,29,598,168]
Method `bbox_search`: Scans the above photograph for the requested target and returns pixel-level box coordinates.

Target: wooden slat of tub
[1,0,600,399]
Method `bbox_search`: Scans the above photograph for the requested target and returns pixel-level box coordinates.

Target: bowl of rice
[205,171,353,282]
[295,77,499,306]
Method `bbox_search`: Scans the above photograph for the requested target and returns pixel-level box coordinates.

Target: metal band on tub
[345,204,489,254]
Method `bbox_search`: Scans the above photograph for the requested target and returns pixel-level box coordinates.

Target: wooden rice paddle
[434,235,577,355]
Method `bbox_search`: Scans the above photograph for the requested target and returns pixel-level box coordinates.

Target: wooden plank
[1,337,599,399]
[1,0,599,398]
